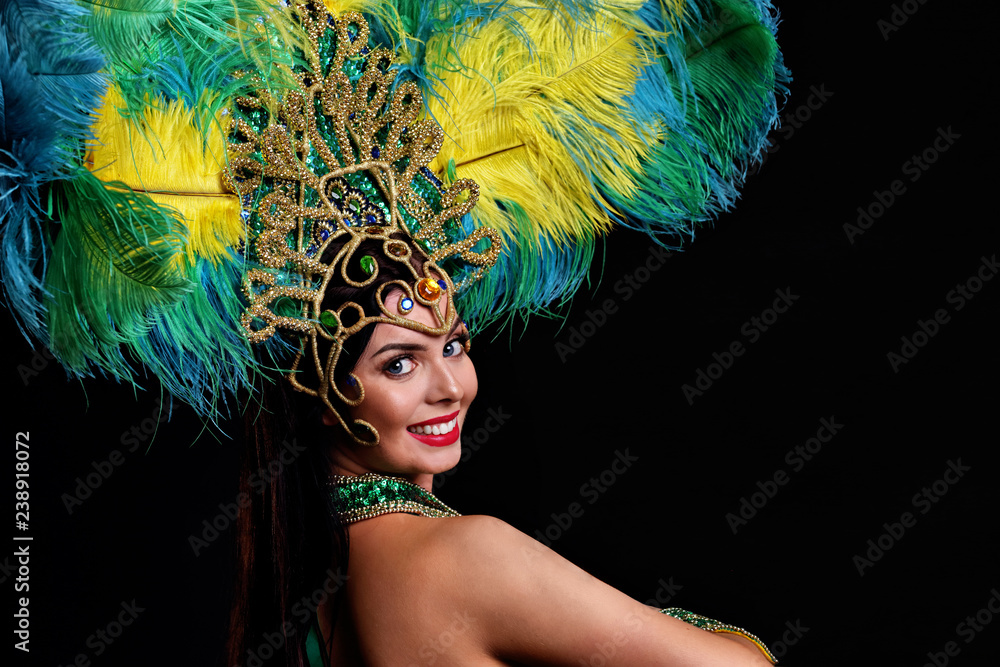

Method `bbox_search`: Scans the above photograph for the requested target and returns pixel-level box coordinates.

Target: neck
[328,460,434,492]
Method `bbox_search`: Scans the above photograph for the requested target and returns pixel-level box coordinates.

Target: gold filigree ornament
[223,3,500,446]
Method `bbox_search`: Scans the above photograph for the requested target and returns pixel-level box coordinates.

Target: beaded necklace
[326,472,461,524]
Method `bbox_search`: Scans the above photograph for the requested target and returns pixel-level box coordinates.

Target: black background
[6,2,998,666]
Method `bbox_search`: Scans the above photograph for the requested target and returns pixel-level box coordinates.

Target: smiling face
[324,290,478,488]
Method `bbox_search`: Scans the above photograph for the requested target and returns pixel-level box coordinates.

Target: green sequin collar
[326,473,461,525]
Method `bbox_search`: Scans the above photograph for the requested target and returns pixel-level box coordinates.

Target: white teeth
[408,417,459,436]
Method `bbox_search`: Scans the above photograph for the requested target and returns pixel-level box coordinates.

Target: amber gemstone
[416,277,441,301]
[387,242,407,257]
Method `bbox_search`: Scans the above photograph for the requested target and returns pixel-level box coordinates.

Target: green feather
[83,0,305,133]
[676,0,784,180]
[45,171,191,377]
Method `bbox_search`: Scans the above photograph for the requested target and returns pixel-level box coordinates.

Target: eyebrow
[370,342,426,359]
[369,320,465,359]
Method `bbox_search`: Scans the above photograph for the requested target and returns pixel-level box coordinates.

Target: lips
[407,410,461,447]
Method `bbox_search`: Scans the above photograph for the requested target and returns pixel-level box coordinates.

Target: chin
[369,433,463,478]
[413,440,463,476]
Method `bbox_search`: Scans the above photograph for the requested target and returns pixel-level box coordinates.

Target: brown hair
[228,232,435,666]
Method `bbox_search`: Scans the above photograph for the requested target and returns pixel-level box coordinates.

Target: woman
[228,231,777,666]
[2,1,788,664]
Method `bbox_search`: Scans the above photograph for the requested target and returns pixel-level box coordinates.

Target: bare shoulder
[348,514,533,599]
[347,514,772,666]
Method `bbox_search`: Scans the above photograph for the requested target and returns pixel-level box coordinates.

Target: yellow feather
[322,0,374,15]
[425,7,657,248]
[86,86,242,266]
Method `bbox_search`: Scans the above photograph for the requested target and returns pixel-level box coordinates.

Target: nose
[429,357,464,404]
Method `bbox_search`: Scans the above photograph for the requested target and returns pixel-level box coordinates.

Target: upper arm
[432,515,771,667]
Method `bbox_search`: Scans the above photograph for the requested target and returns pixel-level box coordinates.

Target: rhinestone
[399,296,414,313]
[360,255,376,275]
[436,279,447,291]
[319,311,339,334]
[387,241,407,257]
[416,278,441,301]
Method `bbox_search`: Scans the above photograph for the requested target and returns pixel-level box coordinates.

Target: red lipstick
[407,410,461,447]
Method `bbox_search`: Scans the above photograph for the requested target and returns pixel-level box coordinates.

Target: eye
[443,333,469,358]
[384,356,415,376]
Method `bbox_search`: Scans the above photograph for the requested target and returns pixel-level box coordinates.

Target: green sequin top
[326,473,461,524]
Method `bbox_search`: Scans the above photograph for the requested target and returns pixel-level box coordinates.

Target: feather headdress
[0,0,788,421]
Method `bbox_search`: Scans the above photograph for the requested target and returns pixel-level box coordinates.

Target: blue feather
[0,0,106,340]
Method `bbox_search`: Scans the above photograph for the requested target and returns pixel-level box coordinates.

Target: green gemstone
[320,311,339,334]
[360,255,376,275]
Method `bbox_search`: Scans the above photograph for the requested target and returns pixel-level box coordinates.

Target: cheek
[460,360,478,406]
[359,384,413,430]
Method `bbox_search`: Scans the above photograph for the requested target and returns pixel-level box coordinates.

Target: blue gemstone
[421,167,442,186]
[371,147,380,158]
[437,280,447,291]
[365,214,377,225]
[307,244,317,256]
[320,229,330,240]
[400,297,413,312]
